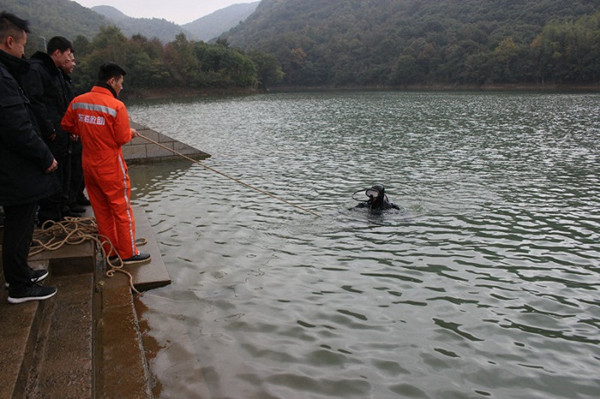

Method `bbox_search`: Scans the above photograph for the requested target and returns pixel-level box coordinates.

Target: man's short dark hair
[0,12,29,42]
[98,62,127,82]
[47,36,72,55]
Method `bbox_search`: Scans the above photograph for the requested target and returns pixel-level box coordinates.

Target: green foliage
[2,0,109,54]
[69,28,271,94]
[531,12,600,83]
[164,33,201,86]
[195,42,259,87]
[224,0,600,86]
[248,52,285,89]
[2,0,270,94]
[6,0,597,89]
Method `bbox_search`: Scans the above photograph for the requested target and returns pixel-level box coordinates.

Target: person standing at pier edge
[61,62,151,265]
[23,36,76,223]
[0,12,58,303]
[60,51,88,213]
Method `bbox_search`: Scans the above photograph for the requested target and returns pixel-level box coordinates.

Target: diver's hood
[366,184,385,200]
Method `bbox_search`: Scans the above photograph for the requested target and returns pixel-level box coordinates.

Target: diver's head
[366,184,386,207]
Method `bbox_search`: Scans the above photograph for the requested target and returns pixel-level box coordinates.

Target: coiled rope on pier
[31,217,143,294]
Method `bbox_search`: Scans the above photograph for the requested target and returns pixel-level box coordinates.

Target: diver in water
[354,184,400,211]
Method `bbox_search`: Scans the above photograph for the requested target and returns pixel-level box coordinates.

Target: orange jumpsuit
[61,86,139,259]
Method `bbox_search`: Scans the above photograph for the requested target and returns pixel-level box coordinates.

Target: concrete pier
[0,124,203,398]
[0,207,168,398]
[125,122,210,163]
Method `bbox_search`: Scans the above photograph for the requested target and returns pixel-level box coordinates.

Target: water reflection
[129,92,600,399]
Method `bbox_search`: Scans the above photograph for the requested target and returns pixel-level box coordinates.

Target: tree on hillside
[248,52,284,89]
[531,12,600,83]
[69,27,272,95]
[223,0,600,87]
[164,33,200,86]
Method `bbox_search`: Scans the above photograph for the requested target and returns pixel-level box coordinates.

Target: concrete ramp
[0,206,170,398]
[124,122,210,163]
[0,121,203,398]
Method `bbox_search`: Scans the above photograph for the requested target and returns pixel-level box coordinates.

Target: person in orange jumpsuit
[61,62,150,265]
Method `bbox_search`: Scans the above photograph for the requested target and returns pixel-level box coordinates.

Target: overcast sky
[72,0,257,25]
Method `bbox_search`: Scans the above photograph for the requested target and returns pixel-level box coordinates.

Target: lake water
[127,91,600,399]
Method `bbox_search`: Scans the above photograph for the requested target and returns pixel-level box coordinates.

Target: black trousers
[69,138,84,206]
[38,133,71,222]
[2,202,36,288]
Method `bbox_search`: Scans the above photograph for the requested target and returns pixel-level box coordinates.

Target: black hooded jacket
[0,49,58,206]
[22,51,70,144]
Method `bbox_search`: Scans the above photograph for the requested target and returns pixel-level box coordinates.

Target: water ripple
[130,92,600,399]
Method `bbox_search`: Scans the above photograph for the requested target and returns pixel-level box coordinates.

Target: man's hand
[131,128,139,139]
[45,159,58,174]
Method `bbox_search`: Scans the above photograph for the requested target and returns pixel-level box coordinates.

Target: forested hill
[1,0,109,50]
[223,0,600,87]
[183,2,260,41]
[1,0,256,45]
[1,0,280,96]
[92,5,192,43]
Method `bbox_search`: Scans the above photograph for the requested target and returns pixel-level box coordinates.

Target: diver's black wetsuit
[355,184,400,211]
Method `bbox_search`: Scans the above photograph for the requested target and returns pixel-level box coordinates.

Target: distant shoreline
[125,83,599,100]
[270,83,600,93]
[124,86,259,101]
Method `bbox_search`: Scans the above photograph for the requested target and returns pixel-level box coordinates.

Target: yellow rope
[137,132,322,218]
[31,217,141,295]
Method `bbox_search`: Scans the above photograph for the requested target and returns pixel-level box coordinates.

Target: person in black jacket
[23,35,75,223]
[0,12,58,303]
[60,51,89,212]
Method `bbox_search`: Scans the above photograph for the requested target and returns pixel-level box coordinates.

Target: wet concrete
[0,206,171,399]
[97,278,152,399]
[24,273,94,399]
[0,125,199,398]
[0,279,40,399]
[125,122,210,164]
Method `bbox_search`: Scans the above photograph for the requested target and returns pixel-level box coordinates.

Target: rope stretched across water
[31,217,142,295]
[137,132,321,217]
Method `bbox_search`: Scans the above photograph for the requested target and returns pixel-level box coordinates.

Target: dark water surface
[128,92,600,399]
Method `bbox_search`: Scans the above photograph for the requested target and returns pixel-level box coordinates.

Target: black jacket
[22,51,69,142]
[0,49,58,206]
[61,69,76,102]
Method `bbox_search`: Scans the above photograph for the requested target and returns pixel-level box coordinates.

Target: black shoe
[122,253,151,266]
[31,269,49,283]
[5,269,49,288]
[8,284,57,304]
[38,214,61,226]
[62,209,83,218]
[77,196,91,206]
[69,205,86,213]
